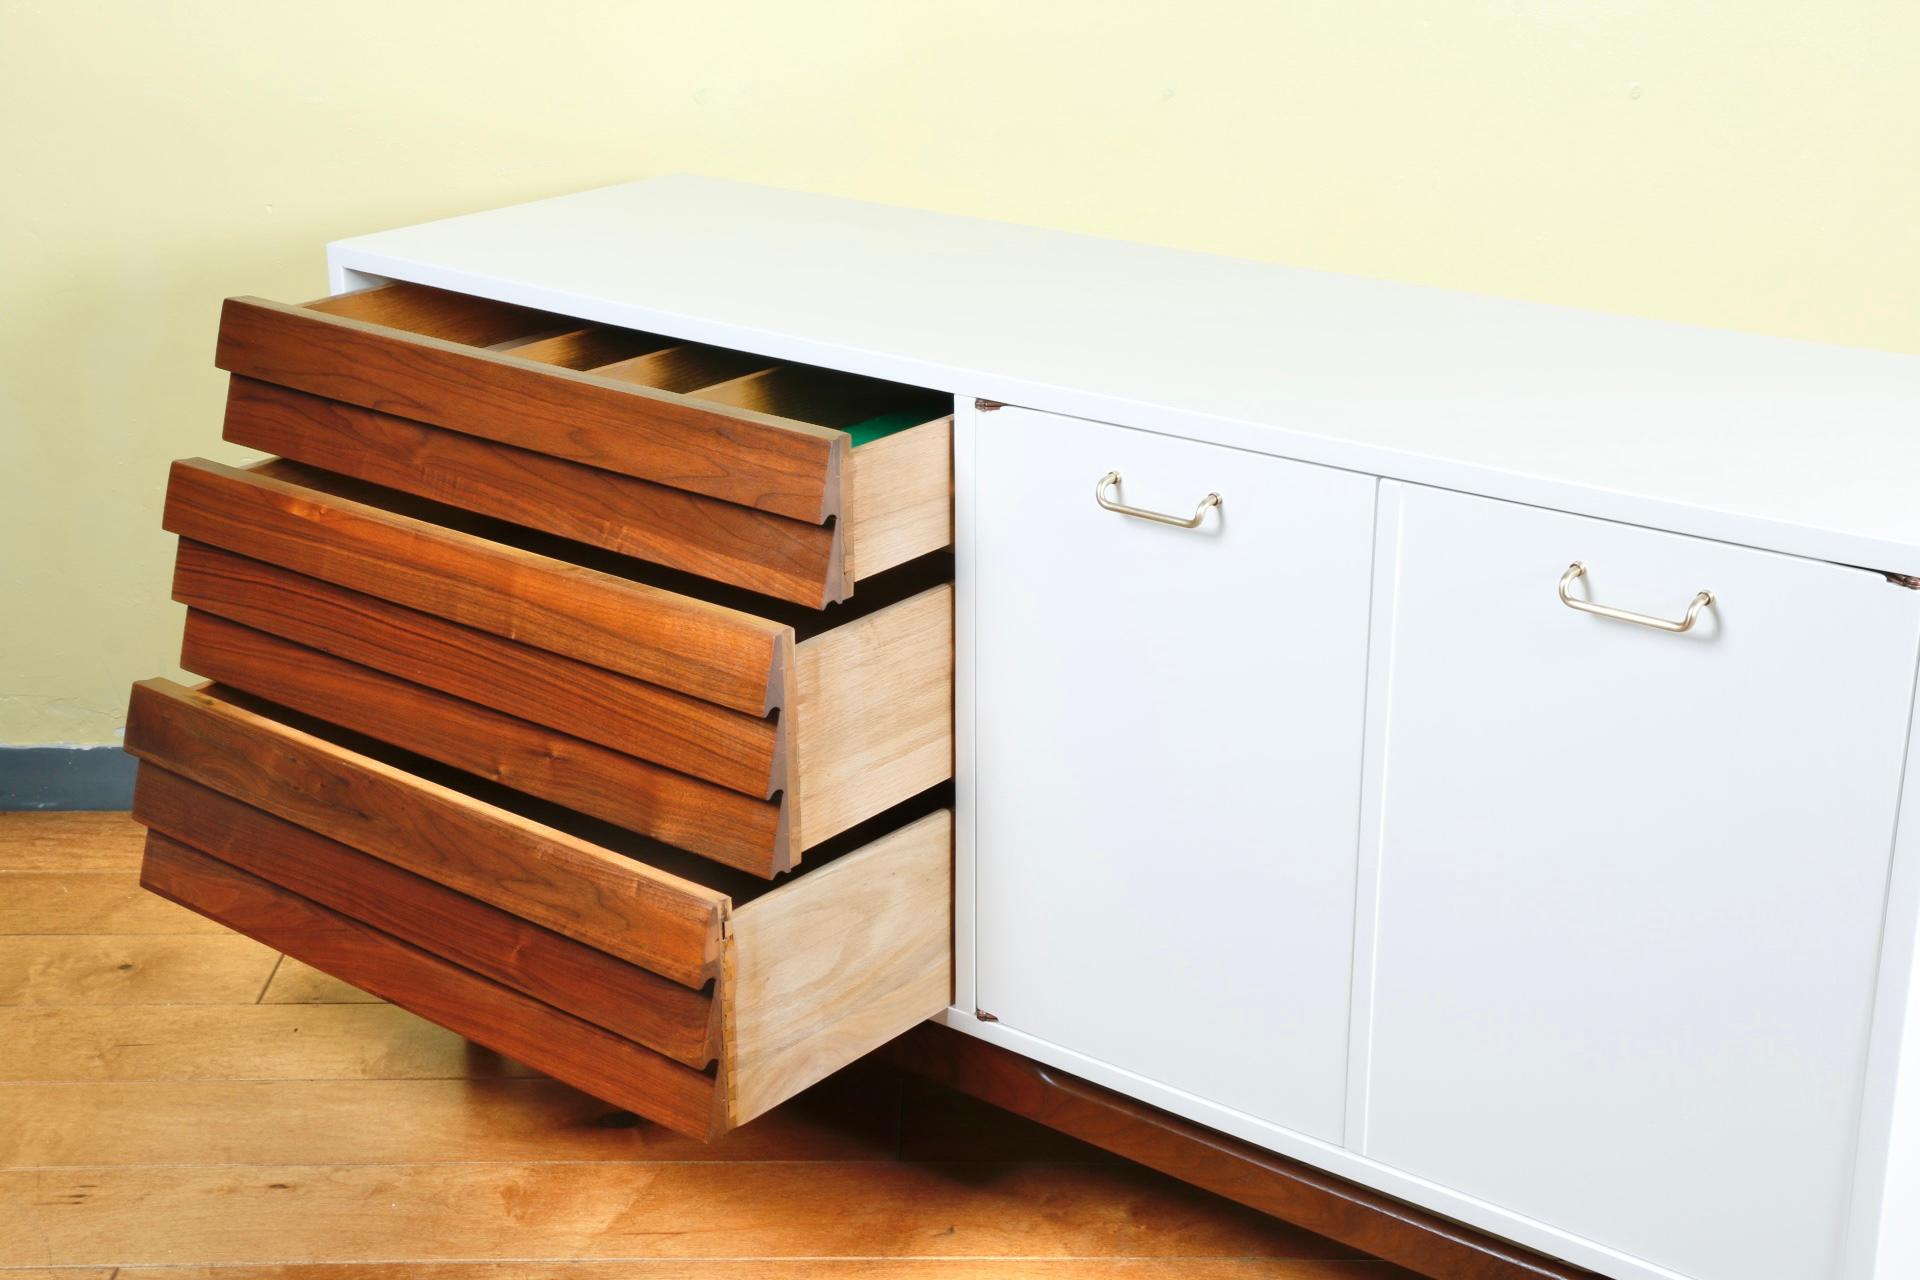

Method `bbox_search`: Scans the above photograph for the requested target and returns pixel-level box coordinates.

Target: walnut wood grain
[177,612,791,877]
[170,541,781,797]
[132,767,720,1067]
[139,833,723,1139]
[221,376,847,607]
[161,457,789,716]
[889,1025,1603,1280]
[215,294,846,521]
[123,679,728,987]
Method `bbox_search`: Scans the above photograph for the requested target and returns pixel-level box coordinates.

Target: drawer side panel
[729,809,953,1126]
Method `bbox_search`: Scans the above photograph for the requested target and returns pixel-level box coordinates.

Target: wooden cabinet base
[887,1023,1603,1280]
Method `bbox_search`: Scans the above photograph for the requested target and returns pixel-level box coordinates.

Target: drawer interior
[311,282,952,444]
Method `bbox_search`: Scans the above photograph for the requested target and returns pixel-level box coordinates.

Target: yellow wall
[2,1,1916,744]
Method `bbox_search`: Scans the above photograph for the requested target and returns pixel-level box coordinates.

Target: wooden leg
[887,1022,1602,1280]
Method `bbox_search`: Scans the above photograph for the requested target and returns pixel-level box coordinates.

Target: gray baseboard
[0,745,138,811]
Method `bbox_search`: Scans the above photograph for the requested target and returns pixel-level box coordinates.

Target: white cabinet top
[329,176,1920,574]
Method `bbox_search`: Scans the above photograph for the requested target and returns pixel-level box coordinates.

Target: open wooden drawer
[214,281,952,607]
[127,682,951,1140]
[160,457,953,878]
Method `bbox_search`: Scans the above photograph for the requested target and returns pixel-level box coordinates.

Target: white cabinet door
[1362,483,1920,1280]
[974,406,1376,1143]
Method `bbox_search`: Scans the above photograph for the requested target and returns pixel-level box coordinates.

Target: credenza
[126,176,1920,1280]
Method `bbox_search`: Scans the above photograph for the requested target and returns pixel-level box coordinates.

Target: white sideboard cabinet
[1358,484,1920,1280]
[973,404,1376,1144]
[125,177,1920,1280]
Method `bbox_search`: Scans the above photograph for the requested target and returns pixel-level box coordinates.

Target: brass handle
[1094,471,1222,529]
[1558,562,1714,633]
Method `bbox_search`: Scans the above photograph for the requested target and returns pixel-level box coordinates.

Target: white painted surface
[1358,485,1920,1280]
[972,405,1375,1144]
[1848,670,1920,1279]
[329,176,1920,576]
[1342,482,1404,1149]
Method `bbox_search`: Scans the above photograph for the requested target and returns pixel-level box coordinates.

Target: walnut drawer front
[157,457,954,878]
[126,681,953,1140]
[214,281,952,607]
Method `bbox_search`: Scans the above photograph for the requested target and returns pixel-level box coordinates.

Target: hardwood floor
[0,811,1417,1278]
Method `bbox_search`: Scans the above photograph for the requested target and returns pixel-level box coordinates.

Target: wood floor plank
[0,935,279,1006]
[0,1004,538,1083]
[0,1072,899,1168]
[1,1160,1356,1267]
[113,1263,1416,1279]
[0,812,145,872]
[0,873,230,936]
[259,958,380,1005]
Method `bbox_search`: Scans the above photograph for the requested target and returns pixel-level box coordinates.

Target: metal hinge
[974,399,1004,412]
[974,1008,1000,1022]
[1885,571,1920,590]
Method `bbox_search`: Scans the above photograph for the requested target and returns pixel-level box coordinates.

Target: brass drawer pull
[1095,471,1222,529]
[1558,562,1714,633]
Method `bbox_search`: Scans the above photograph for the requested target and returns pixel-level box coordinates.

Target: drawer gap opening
[208,683,949,907]
[255,459,951,637]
